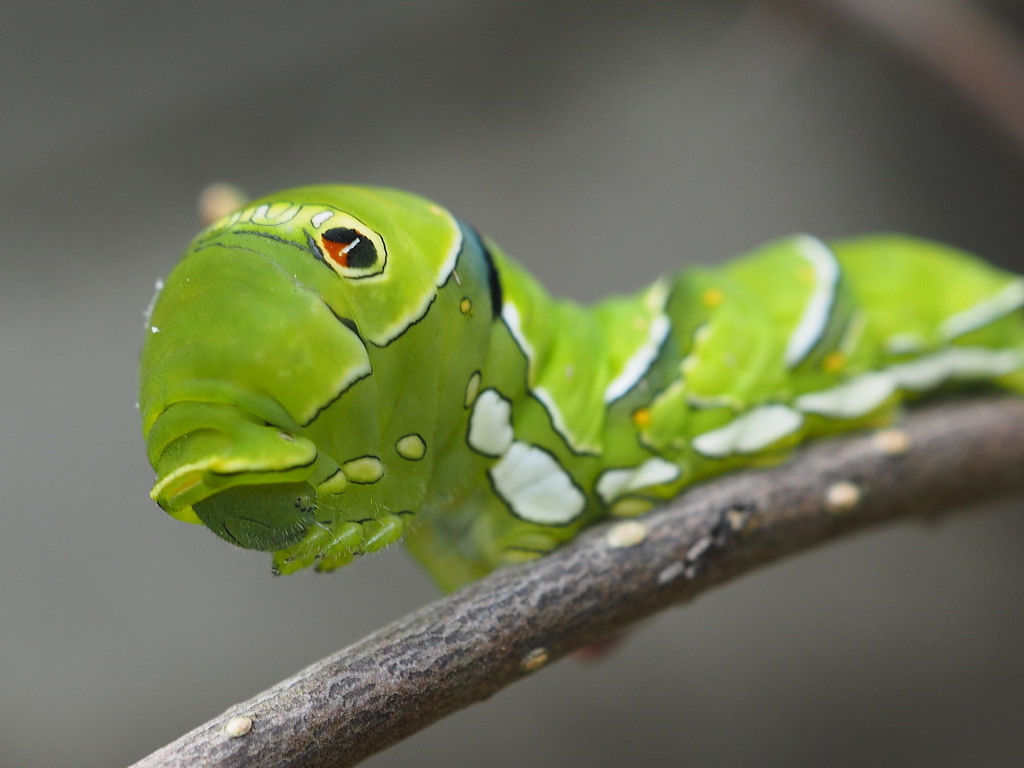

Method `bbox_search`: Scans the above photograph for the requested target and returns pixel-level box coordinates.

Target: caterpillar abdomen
[138,186,1024,590]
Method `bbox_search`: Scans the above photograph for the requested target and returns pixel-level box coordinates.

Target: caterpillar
[138,185,1024,591]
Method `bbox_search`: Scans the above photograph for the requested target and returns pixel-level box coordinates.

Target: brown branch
[128,396,1024,768]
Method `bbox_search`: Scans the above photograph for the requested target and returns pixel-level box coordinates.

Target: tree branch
[129,396,1024,768]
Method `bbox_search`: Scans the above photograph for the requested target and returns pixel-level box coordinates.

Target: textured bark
[128,397,1024,768]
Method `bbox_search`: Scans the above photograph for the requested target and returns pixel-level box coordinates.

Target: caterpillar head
[139,186,474,571]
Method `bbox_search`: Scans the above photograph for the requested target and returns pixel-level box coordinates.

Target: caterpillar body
[138,186,1024,591]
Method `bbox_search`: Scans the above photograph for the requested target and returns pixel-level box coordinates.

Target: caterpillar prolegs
[138,186,1024,591]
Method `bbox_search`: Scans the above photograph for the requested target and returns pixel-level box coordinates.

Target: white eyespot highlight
[489,442,586,525]
[795,372,895,418]
[692,405,804,458]
[224,716,253,738]
[825,481,861,516]
[467,389,514,457]
[605,520,648,549]
[786,236,840,368]
[887,347,1023,390]
[596,458,681,504]
[940,279,1024,340]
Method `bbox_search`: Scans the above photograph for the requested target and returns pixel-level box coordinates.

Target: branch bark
[129,396,1024,768]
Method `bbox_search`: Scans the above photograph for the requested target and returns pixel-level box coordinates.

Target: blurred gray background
[3,1,1024,766]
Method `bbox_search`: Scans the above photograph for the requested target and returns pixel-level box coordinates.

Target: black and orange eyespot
[321,227,379,269]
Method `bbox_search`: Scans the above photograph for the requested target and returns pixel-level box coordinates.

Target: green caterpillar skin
[139,185,1024,591]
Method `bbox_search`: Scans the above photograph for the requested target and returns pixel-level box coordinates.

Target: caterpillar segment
[140,186,1024,590]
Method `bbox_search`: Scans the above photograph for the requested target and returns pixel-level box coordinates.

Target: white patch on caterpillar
[604,314,670,403]
[885,333,926,355]
[596,457,681,504]
[795,372,895,418]
[467,388,514,457]
[692,404,803,457]
[887,346,1023,390]
[532,386,601,455]
[785,235,840,368]
[939,279,1024,340]
[249,201,300,225]
[310,210,334,229]
[489,442,586,525]
[501,300,535,364]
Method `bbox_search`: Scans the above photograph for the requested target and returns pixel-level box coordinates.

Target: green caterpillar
[138,185,1024,591]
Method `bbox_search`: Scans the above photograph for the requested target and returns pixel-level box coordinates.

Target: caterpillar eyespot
[139,184,1024,592]
[321,227,377,269]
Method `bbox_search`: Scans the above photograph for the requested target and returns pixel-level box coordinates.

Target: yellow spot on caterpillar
[823,352,847,373]
[224,716,253,738]
[521,647,549,672]
[873,428,911,455]
[464,371,481,408]
[395,434,426,461]
[797,264,816,284]
[632,407,652,428]
[341,456,384,484]
[605,520,648,547]
[701,287,724,308]
[459,297,472,315]
[825,481,861,516]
